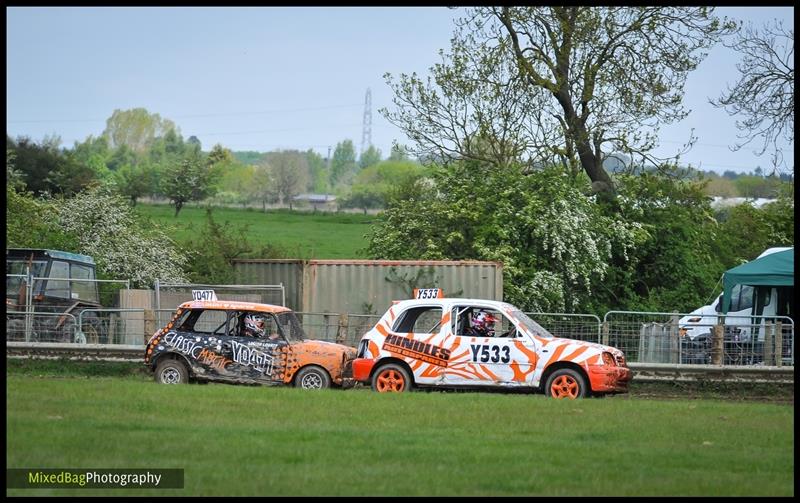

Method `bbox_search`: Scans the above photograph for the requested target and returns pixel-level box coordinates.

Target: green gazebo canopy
[722,248,794,313]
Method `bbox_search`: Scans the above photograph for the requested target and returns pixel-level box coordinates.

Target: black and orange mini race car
[144,299,356,389]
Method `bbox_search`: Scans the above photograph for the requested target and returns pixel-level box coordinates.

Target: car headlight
[602,352,615,366]
[686,317,701,323]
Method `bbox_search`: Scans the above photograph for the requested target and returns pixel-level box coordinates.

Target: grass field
[133,203,375,259]
[6,362,794,497]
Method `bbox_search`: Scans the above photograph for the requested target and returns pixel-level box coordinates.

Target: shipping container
[233,259,503,314]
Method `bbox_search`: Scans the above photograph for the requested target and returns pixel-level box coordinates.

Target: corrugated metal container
[234,260,303,309]
[232,259,503,314]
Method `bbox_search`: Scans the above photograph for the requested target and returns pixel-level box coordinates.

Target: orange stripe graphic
[562,345,589,362]
[545,343,568,366]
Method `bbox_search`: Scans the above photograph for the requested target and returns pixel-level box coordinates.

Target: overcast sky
[6,6,795,174]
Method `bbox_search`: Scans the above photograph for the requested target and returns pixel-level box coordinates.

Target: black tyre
[544,368,588,399]
[155,358,190,384]
[294,365,332,389]
[371,363,413,393]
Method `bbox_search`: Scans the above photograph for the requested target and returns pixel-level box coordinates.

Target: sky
[6,6,795,175]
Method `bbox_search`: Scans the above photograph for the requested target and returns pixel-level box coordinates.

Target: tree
[383,7,734,197]
[359,145,382,169]
[102,108,178,154]
[6,148,26,191]
[330,139,357,188]
[388,143,410,162]
[161,154,219,216]
[71,135,113,183]
[7,135,97,196]
[115,162,155,206]
[340,160,425,213]
[367,161,639,313]
[57,187,188,287]
[266,150,310,210]
[248,164,275,212]
[710,19,794,169]
[306,149,330,193]
[182,210,254,283]
[6,185,78,251]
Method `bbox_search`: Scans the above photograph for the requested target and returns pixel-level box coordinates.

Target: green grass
[134,203,376,259]
[7,373,794,496]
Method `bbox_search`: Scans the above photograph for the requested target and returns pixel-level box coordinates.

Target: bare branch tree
[710,19,794,170]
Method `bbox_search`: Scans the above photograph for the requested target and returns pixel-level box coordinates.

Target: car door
[441,305,537,387]
[221,311,290,384]
[379,304,451,385]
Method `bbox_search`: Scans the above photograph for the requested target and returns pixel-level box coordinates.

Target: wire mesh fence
[6,302,795,367]
[523,312,602,343]
[602,311,794,366]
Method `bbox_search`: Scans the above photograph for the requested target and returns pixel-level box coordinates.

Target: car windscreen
[276,312,305,342]
[511,310,554,339]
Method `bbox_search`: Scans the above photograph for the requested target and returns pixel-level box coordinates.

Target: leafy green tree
[115,162,155,206]
[701,173,738,198]
[182,210,254,283]
[6,185,78,251]
[340,184,384,214]
[733,174,785,198]
[609,169,726,312]
[383,7,734,198]
[71,135,113,183]
[713,185,794,269]
[102,108,178,154]
[330,139,357,188]
[359,145,382,169]
[216,163,256,207]
[7,135,97,196]
[44,150,99,197]
[161,154,219,216]
[6,148,26,191]
[306,149,330,193]
[107,144,138,172]
[340,160,425,213]
[248,164,276,211]
[367,161,638,312]
[265,150,310,210]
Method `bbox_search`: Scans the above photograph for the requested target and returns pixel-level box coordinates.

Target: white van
[678,247,793,343]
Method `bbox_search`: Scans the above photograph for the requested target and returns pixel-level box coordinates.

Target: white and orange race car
[353,292,631,398]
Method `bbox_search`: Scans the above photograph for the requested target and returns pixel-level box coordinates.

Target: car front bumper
[352,358,376,383]
[587,365,633,393]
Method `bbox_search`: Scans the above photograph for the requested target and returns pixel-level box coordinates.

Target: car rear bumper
[353,358,376,383]
[588,365,632,393]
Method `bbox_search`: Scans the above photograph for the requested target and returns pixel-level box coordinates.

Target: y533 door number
[470,344,511,363]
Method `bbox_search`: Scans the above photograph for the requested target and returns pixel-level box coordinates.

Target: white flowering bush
[57,188,188,287]
[367,162,639,313]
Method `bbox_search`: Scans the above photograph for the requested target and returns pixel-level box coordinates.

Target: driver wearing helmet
[466,310,498,337]
[243,313,266,338]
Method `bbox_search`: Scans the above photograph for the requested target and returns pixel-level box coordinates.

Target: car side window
[452,306,518,338]
[393,306,443,333]
[179,309,229,335]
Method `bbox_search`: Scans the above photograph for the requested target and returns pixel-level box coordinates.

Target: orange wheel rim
[376,369,406,392]
[550,375,578,399]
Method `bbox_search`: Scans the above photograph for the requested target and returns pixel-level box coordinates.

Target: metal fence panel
[603,311,795,366]
[523,312,601,343]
